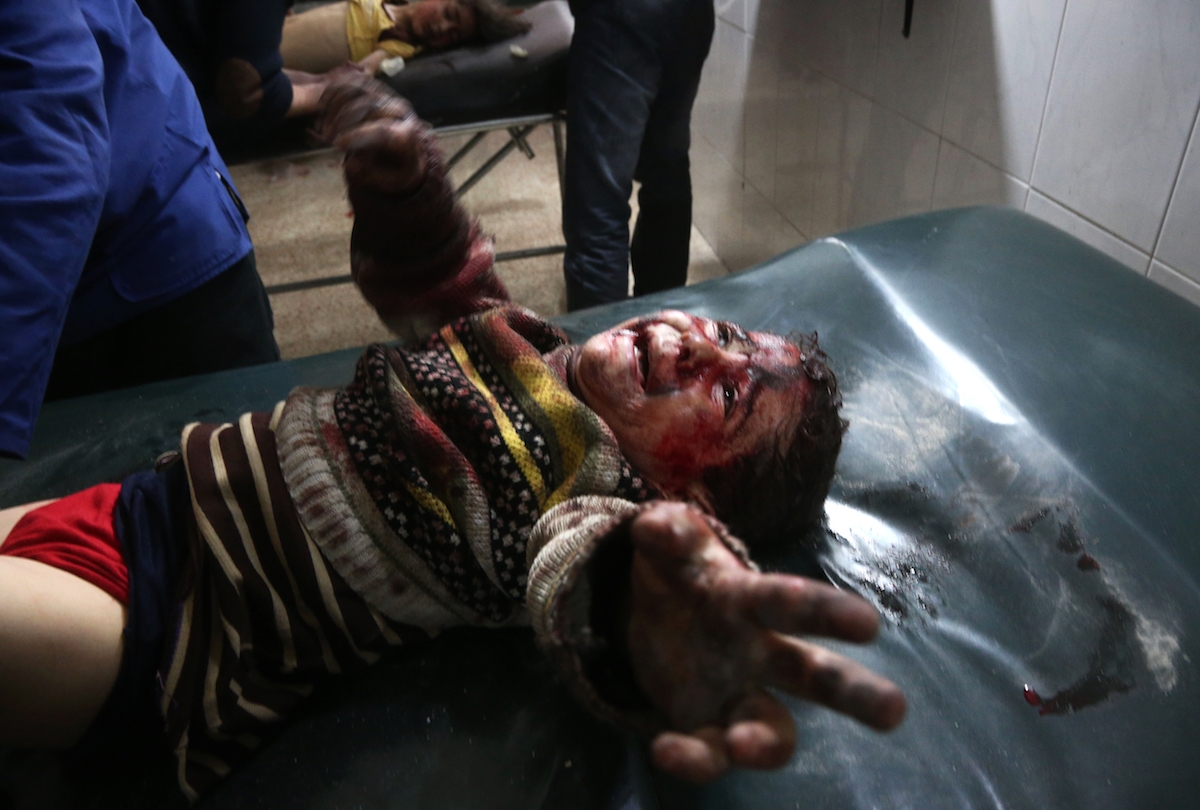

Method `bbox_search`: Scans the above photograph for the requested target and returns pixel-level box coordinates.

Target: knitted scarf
[277,305,655,626]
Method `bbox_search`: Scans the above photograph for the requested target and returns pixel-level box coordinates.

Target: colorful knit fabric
[167,407,429,800]
[279,305,654,625]
[167,306,655,799]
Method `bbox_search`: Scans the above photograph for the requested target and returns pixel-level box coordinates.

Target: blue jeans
[562,0,715,311]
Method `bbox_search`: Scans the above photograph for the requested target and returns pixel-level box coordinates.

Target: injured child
[0,76,905,803]
[280,0,530,77]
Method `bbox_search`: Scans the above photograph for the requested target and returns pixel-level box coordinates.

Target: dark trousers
[561,0,715,311]
[45,250,280,401]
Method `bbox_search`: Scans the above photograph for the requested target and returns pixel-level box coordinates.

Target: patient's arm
[285,64,370,116]
[355,48,392,76]
[315,75,510,340]
[527,499,906,782]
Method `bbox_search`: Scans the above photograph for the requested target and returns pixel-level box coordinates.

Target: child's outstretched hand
[315,75,429,195]
[313,73,415,144]
[627,502,906,782]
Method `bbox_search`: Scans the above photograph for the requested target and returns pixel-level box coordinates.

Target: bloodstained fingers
[326,95,391,139]
[339,120,427,193]
[650,727,730,783]
[371,94,414,122]
[723,688,796,769]
[741,573,880,643]
[630,503,718,576]
[318,72,387,111]
[763,634,906,731]
[316,81,374,137]
[341,117,423,156]
[325,85,411,140]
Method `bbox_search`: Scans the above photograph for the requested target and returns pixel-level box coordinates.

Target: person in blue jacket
[0,0,280,460]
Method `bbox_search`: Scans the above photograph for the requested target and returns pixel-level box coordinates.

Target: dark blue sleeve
[214,0,294,121]
[0,0,110,458]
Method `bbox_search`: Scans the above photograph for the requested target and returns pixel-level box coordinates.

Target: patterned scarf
[278,305,655,626]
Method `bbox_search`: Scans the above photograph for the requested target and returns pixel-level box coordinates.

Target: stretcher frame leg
[453,125,537,198]
[552,118,566,206]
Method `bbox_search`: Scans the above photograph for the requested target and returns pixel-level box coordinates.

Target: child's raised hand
[313,74,415,146]
[337,117,430,196]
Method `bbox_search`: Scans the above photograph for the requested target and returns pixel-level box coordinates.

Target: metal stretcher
[379,0,571,255]
[249,0,574,297]
[3,207,1198,809]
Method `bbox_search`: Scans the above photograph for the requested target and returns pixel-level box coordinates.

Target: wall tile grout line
[934,0,963,141]
[924,0,964,214]
[1147,91,1200,271]
[1030,190,1152,269]
[1024,0,1071,202]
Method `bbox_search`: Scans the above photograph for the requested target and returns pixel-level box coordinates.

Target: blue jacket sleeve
[0,0,110,459]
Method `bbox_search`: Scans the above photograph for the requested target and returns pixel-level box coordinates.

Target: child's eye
[722,382,737,416]
[717,323,732,347]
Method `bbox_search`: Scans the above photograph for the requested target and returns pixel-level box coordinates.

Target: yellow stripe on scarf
[441,325,548,506]
[506,354,589,511]
[403,480,457,529]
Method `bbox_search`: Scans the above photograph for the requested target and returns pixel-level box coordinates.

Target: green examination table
[2,207,1198,809]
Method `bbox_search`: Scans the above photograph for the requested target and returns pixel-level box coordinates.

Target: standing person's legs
[561,0,662,311]
[629,0,714,297]
[44,250,280,401]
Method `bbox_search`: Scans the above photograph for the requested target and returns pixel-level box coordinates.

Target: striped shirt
[166,407,427,800]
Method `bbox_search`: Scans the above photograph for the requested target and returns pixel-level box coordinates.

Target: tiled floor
[230,125,729,360]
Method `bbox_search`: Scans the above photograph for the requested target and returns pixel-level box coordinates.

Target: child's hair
[456,0,532,44]
[700,332,848,547]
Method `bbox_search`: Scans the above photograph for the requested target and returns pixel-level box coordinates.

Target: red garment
[1,483,129,604]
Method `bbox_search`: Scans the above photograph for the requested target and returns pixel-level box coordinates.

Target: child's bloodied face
[570,311,810,501]
[408,0,476,48]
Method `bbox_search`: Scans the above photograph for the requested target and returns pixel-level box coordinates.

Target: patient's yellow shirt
[346,0,423,61]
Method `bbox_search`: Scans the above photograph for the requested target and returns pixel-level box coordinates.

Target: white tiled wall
[690,0,1200,308]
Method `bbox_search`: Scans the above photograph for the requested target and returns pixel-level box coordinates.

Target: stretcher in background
[233,0,574,296]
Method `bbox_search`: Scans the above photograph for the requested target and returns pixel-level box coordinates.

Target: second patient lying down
[281,0,530,77]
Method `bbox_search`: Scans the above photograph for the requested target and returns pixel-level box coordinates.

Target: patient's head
[569,311,847,543]
[399,0,531,50]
